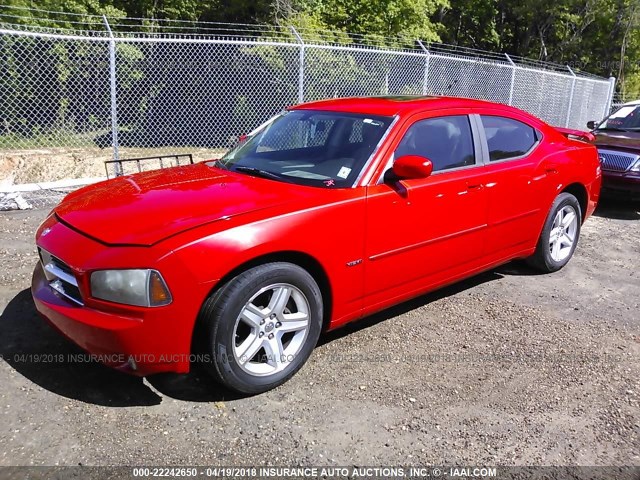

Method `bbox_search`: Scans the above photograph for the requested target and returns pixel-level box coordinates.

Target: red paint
[32,96,601,376]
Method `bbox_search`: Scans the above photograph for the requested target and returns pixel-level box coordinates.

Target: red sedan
[32,96,601,394]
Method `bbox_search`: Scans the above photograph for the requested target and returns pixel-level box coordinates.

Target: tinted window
[481,116,538,161]
[395,115,475,172]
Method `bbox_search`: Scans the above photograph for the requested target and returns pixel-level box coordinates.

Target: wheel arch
[561,182,588,222]
[191,250,334,355]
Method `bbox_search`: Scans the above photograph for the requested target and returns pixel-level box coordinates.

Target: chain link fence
[610,92,640,113]
[0,21,616,199]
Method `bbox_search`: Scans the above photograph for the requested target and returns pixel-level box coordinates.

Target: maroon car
[588,101,640,198]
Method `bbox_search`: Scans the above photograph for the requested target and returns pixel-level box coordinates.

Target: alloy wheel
[232,283,310,376]
[549,205,578,262]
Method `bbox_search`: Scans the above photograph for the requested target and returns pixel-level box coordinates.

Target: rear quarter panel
[540,128,601,220]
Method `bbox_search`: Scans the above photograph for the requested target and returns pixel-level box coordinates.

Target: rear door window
[480,116,538,161]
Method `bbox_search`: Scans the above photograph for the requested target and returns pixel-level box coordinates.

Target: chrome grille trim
[38,248,84,306]
[44,263,78,287]
[49,279,84,306]
[598,149,640,173]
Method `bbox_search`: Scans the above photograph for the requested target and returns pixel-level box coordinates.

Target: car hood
[55,163,310,246]
[594,130,640,154]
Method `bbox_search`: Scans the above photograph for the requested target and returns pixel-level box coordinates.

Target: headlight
[630,159,640,172]
[90,269,172,307]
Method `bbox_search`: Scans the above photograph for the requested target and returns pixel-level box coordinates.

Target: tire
[527,192,582,272]
[198,262,323,394]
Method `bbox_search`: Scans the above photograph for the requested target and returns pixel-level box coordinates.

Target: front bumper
[30,216,208,377]
[601,170,640,197]
[32,262,191,376]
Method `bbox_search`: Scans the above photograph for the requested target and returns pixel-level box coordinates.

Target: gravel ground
[0,198,638,468]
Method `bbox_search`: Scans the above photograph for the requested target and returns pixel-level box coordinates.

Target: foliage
[435,0,639,95]
[2,0,638,95]
[298,0,447,41]
[1,0,638,145]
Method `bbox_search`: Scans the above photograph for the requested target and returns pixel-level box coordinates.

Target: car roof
[291,95,527,117]
[622,99,640,106]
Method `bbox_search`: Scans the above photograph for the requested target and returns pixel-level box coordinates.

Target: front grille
[598,149,639,172]
[38,248,84,306]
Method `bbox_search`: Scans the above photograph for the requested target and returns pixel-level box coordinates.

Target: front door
[363,113,488,313]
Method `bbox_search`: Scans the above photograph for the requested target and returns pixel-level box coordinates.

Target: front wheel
[527,192,581,272]
[198,262,323,394]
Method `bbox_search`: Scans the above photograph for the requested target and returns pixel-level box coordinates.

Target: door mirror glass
[392,155,433,179]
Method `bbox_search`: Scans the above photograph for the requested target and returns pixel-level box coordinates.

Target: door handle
[467,183,483,190]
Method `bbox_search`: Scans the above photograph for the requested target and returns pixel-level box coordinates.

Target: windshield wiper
[212,159,229,169]
[233,166,285,181]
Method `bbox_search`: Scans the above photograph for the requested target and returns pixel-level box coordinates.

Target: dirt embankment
[0,147,224,186]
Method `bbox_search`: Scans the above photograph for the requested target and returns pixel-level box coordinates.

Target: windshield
[598,105,640,130]
[217,110,394,188]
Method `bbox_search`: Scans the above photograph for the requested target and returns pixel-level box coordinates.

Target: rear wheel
[527,192,581,272]
[198,262,323,394]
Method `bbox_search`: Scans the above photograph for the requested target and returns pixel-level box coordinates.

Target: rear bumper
[602,170,640,197]
[32,261,192,377]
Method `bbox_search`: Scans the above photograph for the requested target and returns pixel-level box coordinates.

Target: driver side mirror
[391,155,433,180]
[586,120,597,130]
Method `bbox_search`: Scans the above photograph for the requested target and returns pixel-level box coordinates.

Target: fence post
[102,15,121,176]
[417,40,430,95]
[565,66,577,128]
[505,53,516,106]
[604,76,617,118]
[290,26,305,104]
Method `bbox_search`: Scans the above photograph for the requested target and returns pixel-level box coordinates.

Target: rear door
[473,112,555,257]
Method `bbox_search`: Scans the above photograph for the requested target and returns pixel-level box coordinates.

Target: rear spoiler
[556,127,595,143]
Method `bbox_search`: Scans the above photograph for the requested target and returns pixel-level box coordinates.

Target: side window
[481,116,538,161]
[394,115,475,172]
